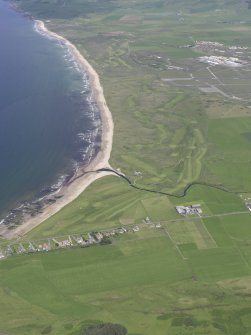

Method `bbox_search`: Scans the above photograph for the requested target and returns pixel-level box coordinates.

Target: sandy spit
[3,20,114,239]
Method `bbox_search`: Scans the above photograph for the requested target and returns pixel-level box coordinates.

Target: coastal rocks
[0,173,70,231]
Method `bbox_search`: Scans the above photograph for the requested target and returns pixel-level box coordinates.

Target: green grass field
[11,175,246,241]
[1,176,251,334]
[2,213,251,335]
[2,0,251,334]
[13,0,251,194]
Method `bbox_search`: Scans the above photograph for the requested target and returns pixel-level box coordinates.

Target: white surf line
[2,20,115,239]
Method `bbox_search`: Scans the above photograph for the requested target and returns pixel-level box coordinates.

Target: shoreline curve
[2,20,114,239]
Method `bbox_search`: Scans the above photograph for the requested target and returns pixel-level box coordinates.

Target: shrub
[83,322,127,335]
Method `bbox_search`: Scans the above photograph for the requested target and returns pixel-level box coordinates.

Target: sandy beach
[2,20,114,239]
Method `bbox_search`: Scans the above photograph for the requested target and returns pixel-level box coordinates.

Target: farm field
[2,213,251,335]
[1,176,251,334]
[2,0,251,334]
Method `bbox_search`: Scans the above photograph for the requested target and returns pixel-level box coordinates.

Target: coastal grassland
[15,175,247,242]
[19,176,152,239]
[4,0,251,334]
[12,0,251,193]
[1,177,251,335]
[3,210,251,334]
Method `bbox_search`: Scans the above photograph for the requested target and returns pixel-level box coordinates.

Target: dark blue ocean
[0,1,101,221]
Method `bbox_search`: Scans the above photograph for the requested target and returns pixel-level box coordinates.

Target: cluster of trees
[83,323,127,335]
[100,237,112,245]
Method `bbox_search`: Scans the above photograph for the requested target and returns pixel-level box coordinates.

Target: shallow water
[0,1,100,219]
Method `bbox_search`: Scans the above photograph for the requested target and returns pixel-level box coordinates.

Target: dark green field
[2,0,251,334]
[1,177,251,334]
[2,208,251,335]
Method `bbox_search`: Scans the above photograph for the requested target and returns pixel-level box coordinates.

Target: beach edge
[3,20,114,239]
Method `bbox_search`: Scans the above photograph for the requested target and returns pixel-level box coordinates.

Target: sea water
[0,1,101,221]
